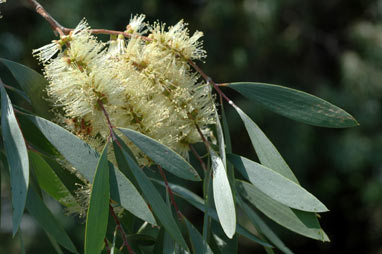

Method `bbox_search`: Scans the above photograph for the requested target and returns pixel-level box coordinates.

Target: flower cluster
[34,15,216,165]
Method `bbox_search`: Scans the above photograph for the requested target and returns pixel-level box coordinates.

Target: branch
[189,145,208,172]
[26,0,65,36]
[109,205,134,254]
[158,165,183,219]
[186,59,235,106]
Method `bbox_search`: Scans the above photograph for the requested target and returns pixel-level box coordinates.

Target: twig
[109,205,134,254]
[194,123,212,151]
[97,100,118,141]
[104,238,111,254]
[26,0,64,36]
[157,165,183,219]
[186,60,235,106]
[189,144,208,172]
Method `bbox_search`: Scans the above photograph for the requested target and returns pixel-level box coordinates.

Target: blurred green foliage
[0,0,381,253]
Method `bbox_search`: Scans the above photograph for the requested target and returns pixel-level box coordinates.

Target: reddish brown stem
[194,123,211,152]
[187,59,235,106]
[26,0,64,36]
[109,205,134,254]
[189,144,208,172]
[157,165,183,219]
[97,100,118,140]
[104,238,111,254]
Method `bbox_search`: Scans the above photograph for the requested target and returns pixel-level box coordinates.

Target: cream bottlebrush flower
[126,14,147,34]
[36,16,216,165]
[107,34,127,57]
[0,0,6,19]
[149,19,206,60]
[32,19,92,63]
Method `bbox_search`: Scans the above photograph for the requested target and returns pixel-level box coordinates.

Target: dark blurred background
[0,0,381,253]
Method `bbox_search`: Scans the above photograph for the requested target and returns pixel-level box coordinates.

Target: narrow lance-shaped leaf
[85,143,110,254]
[1,85,29,236]
[18,232,26,254]
[152,179,272,248]
[25,114,156,225]
[236,195,293,254]
[220,103,240,252]
[163,230,176,254]
[185,218,214,254]
[45,232,65,254]
[26,187,78,253]
[228,154,328,213]
[233,105,299,184]
[215,108,226,168]
[0,58,52,118]
[227,82,358,128]
[210,148,236,238]
[114,140,189,250]
[29,151,77,207]
[3,85,31,104]
[118,127,201,181]
[236,180,329,241]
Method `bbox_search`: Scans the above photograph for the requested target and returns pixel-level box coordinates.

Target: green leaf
[233,105,299,183]
[152,179,271,247]
[185,218,213,254]
[227,82,358,128]
[45,232,65,254]
[18,232,26,254]
[3,85,31,104]
[228,154,328,212]
[1,85,29,236]
[26,114,99,180]
[17,113,58,156]
[42,156,84,197]
[114,141,188,250]
[26,114,156,225]
[26,187,78,253]
[236,180,329,241]
[163,230,176,254]
[210,148,236,238]
[210,220,238,254]
[0,152,5,229]
[237,195,293,254]
[29,151,76,207]
[85,143,110,254]
[118,128,201,181]
[126,234,156,246]
[215,109,226,168]
[0,58,52,119]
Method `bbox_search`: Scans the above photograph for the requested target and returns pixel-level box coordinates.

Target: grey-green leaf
[1,85,29,236]
[228,154,328,212]
[118,128,200,181]
[236,196,293,254]
[185,218,213,254]
[215,109,226,168]
[85,143,110,254]
[236,180,329,241]
[210,148,236,239]
[0,58,52,118]
[152,179,271,247]
[26,187,78,253]
[233,105,299,184]
[114,142,188,250]
[26,114,155,225]
[227,82,358,128]
[29,151,76,207]
[3,85,31,104]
